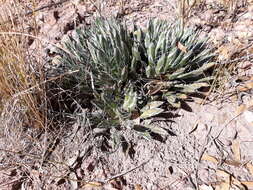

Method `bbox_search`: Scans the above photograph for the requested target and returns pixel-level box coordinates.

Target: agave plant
[55,18,215,144]
[132,19,215,108]
[56,19,137,127]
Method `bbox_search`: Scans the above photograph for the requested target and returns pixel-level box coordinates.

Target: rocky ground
[0,0,253,189]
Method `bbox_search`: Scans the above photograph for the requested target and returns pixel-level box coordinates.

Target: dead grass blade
[0,1,46,128]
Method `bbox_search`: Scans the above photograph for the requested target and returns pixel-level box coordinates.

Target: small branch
[215,112,242,139]
[24,0,71,16]
[104,156,153,183]
[1,0,71,25]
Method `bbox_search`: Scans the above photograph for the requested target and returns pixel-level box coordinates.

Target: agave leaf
[171,51,184,68]
[138,131,152,140]
[144,125,168,136]
[194,54,215,66]
[175,82,210,93]
[146,65,152,77]
[141,101,164,112]
[121,66,128,83]
[123,88,137,112]
[133,28,142,41]
[133,125,153,140]
[148,42,156,65]
[155,54,167,75]
[87,42,98,62]
[131,57,137,73]
[169,101,181,108]
[155,32,166,56]
[159,80,179,89]
[163,48,178,72]
[196,76,215,82]
[165,94,181,108]
[175,93,188,99]
[192,38,208,52]
[114,47,121,65]
[133,125,150,132]
[174,50,194,69]
[140,108,164,119]
[153,19,161,33]
[190,49,212,64]
[141,119,152,126]
[166,67,186,80]
[176,62,216,79]
[145,32,151,47]
[132,46,141,61]
[148,20,154,33]
[184,31,198,45]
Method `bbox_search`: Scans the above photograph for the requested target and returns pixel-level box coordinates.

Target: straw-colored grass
[0,0,46,128]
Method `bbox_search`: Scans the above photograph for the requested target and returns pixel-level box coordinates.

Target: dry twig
[0,0,71,25]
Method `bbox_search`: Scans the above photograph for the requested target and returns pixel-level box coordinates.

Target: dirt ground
[1,0,253,189]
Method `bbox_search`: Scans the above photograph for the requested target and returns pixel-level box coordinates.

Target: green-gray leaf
[140,108,164,119]
[141,101,164,112]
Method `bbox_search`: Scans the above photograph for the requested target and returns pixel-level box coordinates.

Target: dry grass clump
[0,1,46,129]
[0,1,90,188]
[0,1,52,188]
